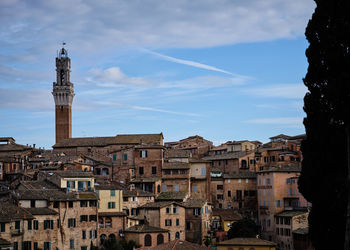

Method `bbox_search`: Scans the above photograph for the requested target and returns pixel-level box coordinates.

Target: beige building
[124,224,168,248]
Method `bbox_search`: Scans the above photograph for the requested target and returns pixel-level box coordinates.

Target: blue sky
[0,0,316,149]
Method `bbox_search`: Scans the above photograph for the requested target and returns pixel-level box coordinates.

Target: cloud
[0,0,315,58]
[142,49,236,76]
[242,84,307,99]
[245,117,303,128]
[96,100,200,117]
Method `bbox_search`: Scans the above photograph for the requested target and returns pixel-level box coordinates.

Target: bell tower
[52,47,74,144]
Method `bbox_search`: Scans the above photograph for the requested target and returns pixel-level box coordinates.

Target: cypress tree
[299,0,350,249]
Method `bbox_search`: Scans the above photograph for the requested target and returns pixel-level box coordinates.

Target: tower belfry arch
[52,45,75,143]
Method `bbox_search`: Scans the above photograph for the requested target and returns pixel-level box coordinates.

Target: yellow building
[95,183,123,212]
[212,208,242,232]
[217,237,276,250]
[47,170,95,192]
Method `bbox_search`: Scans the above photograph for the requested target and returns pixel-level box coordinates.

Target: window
[166,207,170,214]
[68,218,76,228]
[140,150,148,158]
[112,154,117,161]
[162,185,167,192]
[285,218,291,225]
[33,220,39,230]
[173,207,178,214]
[15,220,20,230]
[205,206,208,214]
[123,154,128,161]
[110,190,115,196]
[186,221,191,230]
[217,194,223,200]
[264,156,269,163]
[108,202,116,209]
[67,181,75,190]
[175,232,180,239]
[157,234,164,245]
[276,228,279,235]
[1,222,5,232]
[152,166,157,174]
[80,201,88,207]
[246,178,249,183]
[217,185,223,190]
[34,242,38,250]
[123,197,128,202]
[164,169,171,175]
[44,242,51,250]
[201,167,206,176]
[228,202,232,208]
[144,234,152,247]
[31,200,35,208]
[70,239,74,249]
[13,242,18,250]
[270,156,275,162]
[90,230,97,239]
[80,215,88,222]
[139,166,144,175]
[81,247,88,250]
[27,220,32,230]
[276,200,282,207]
[266,178,270,185]
[89,200,97,207]
[69,201,73,208]
[165,219,172,226]
[57,219,60,228]
[82,230,86,239]
[193,208,200,216]
[176,218,180,226]
[174,185,179,191]
[228,190,231,197]
[89,215,97,221]
[192,185,197,192]
[238,179,242,183]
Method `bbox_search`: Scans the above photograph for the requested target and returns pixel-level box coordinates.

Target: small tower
[52,47,74,144]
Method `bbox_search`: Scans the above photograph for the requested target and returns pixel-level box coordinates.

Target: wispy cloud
[245,117,303,128]
[242,84,307,99]
[142,49,236,76]
[96,101,200,117]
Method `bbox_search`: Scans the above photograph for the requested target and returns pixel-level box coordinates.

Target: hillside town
[0,48,312,250]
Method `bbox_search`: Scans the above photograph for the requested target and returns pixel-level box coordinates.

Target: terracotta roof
[269,134,291,140]
[293,227,309,235]
[0,201,34,222]
[166,149,189,158]
[18,180,58,190]
[163,162,190,169]
[223,172,256,179]
[140,240,210,250]
[95,183,124,190]
[0,238,11,247]
[217,237,276,247]
[130,177,161,183]
[123,189,154,197]
[0,142,32,152]
[140,201,184,209]
[24,207,58,215]
[156,191,188,201]
[54,170,94,178]
[212,208,242,221]
[203,151,252,160]
[16,189,77,201]
[181,198,206,208]
[275,210,308,217]
[53,133,163,148]
[125,224,168,233]
[257,164,301,173]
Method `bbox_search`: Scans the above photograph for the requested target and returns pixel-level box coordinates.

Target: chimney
[33,144,36,148]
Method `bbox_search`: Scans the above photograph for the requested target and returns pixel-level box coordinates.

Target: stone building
[124,224,168,248]
[138,201,186,241]
[189,159,211,201]
[165,135,213,158]
[161,162,190,193]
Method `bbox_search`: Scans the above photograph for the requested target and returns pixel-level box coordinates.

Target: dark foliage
[227,218,258,239]
[299,0,350,249]
[101,238,140,250]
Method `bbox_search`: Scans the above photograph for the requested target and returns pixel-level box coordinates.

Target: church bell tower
[52,47,74,144]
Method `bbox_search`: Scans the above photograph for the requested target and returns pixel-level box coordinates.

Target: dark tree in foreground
[298,0,350,249]
[227,218,258,239]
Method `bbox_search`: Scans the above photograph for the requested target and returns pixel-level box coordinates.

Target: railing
[11,229,24,236]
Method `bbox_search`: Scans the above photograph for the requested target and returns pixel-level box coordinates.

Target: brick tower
[52,47,74,144]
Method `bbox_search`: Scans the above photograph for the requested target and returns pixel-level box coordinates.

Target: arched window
[157,234,164,245]
[100,234,107,245]
[175,232,180,239]
[109,234,116,240]
[144,234,152,246]
[157,185,161,193]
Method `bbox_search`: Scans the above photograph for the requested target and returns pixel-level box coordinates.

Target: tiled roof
[130,177,161,183]
[269,134,291,140]
[257,164,301,173]
[18,180,58,190]
[140,201,183,209]
[166,149,189,158]
[24,207,58,215]
[156,191,188,201]
[0,201,34,222]
[53,133,163,148]
[163,162,190,169]
[0,142,32,152]
[16,189,77,201]
[54,170,94,178]
[293,227,309,235]
[123,189,154,197]
[181,198,206,208]
[0,238,11,246]
[275,210,308,217]
[217,237,276,247]
[95,183,124,190]
[212,208,242,221]
[140,240,210,250]
[203,151,252,160]
[124,224,168,233]
[223,172,256,179]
